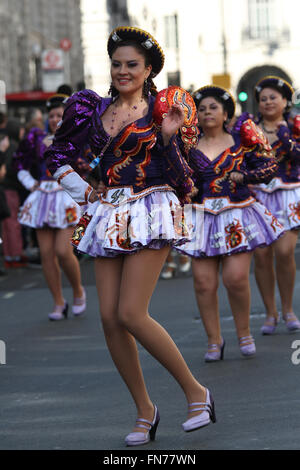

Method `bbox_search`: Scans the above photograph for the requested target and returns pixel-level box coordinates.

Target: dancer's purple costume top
[43,89,195,257]
[45,89,194,204]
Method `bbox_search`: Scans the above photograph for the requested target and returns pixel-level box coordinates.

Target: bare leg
[36,228,64,306]
[118,248,206,412]
[192,257,221,345]
[222,252,252,339]
[95,255,153,426]
[54,227,84,299]
[254,246,279,321]
[274,230,299,317]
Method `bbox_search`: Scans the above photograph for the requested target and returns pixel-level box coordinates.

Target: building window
[164,14,178,49]
[248,0,276,39]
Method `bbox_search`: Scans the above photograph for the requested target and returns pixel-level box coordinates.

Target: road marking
[22,283,38,289]
[2,292,15,299]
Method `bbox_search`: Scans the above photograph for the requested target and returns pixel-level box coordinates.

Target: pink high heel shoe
[182,388,216,432]
[125,405,160,446]
[48,301,68,321]
[72,288,86,316]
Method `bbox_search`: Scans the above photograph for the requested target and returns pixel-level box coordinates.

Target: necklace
[110,97,144,133]
[90,97,145,170]
[262,122,277,134]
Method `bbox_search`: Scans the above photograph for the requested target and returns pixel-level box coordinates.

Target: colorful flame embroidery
[107,122,156,186]
[65,206,78,224]
[210,149,243,193]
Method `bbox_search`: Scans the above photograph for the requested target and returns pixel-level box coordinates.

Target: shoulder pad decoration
[292,115,300,138]
[240,119,272,151]
[153,86,198,149]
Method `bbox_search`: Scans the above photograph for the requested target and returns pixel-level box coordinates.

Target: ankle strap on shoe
[188,402,211,413]
[239,335,254,345]
[284,313,296,320]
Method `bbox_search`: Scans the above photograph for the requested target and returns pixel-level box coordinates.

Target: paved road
[0,254,300,450]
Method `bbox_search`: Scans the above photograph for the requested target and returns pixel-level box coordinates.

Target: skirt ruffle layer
[252,187,300,231]
[176,201,284,258]
[71,190,189,257]
[18,181,80,229]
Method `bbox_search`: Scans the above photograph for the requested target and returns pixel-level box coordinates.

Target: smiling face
[48,106,64,134]
[110,45,152,97]
[197,96,228,130]
[258,87,287,120]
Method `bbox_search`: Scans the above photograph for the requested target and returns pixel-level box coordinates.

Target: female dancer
[45,27,216,446]
[15,94,86,320]
[177,85,283,361]
[251,76,300,334]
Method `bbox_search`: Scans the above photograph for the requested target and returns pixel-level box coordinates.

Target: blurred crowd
[0,109,43,275]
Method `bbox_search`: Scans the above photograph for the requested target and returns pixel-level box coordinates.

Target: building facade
[0,0,84,94]
[81,0,300,113]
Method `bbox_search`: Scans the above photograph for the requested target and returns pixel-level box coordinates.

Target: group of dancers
[13,26,300,446]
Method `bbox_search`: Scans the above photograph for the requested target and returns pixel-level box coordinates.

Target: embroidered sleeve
[44,89,100,203]
[277,124,300,159]
[17,170,38,191]
[13,127,40,172]
[13,128,43,190]
[236,119,277,184]
[241,147,278,184]
[240,119,272,152]
[45,89,100,174]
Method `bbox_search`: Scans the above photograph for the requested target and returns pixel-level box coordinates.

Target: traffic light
[238,91,248,102]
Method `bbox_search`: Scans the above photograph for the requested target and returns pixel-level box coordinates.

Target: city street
[0,250,300,451]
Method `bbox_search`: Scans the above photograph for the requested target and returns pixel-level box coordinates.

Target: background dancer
[15,94,86,321]
[251,76,300,334]
[177,85,283,361]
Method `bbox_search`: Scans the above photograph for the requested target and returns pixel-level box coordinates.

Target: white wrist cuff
[17,170,37,191]
[53,164,92,204]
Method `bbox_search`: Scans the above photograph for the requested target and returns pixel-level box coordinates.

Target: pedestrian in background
[45,26,216,447]
[177,85,283,361]
[0,148,10,274]
[1,118,28,268]
[251,76,300,334]
[160,250,191,279]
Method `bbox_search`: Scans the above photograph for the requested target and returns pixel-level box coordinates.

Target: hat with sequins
[254,76,294,106]
[193,85,236,119]
[107,26,165,77]
[46,93,69,111]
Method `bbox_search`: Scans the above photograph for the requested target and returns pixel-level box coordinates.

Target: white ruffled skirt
[176,200,284,258]
[71,185,189,257]
[252,186,300,231]
[18,181,81,229]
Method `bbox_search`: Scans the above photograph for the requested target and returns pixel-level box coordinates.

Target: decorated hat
[254,76,294,106]
[107,26,165,77]
[193,85,236,120]
[46,93,69,111]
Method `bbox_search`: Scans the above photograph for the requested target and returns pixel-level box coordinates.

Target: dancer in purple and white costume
[251,76,300,334]
[15,94,86,321]
[177,85,284,361]
[45,27,217,447]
